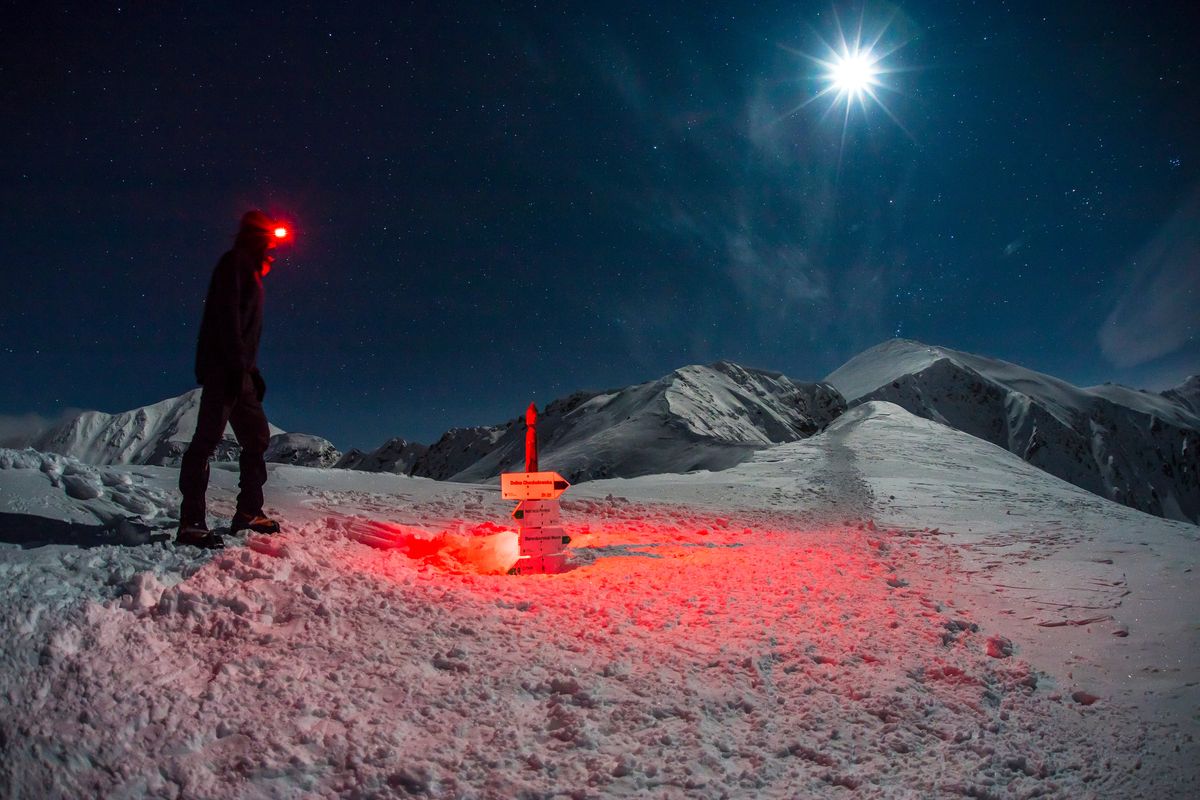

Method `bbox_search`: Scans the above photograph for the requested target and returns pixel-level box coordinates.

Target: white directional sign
[510,551,569,575]
[501,471,571,501]
[518,527,571,555]
[512,499,561,526]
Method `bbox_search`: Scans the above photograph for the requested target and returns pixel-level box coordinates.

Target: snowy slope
[32,390,285,467]
[0,402,1195,798]
[826,339,1200,524]
[1162,375,1200,416]
[406,361,845,483]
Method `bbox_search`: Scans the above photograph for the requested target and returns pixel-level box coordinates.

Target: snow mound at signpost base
[339,517,521,575]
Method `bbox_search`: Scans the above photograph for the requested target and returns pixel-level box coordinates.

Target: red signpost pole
[525,402,538,473]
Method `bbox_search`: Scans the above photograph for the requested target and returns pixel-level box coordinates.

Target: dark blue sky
[2,1,1197,449]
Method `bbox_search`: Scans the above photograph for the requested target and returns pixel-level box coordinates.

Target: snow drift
[264,433,342,468]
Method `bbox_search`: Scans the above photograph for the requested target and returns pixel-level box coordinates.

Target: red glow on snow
[352,514,914,648]
[342,518,521,575]
[263,509,964,697]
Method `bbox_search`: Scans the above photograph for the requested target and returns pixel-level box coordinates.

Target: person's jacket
[194,241,264,386]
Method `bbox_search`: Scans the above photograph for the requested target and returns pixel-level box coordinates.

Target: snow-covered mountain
[32,390,285,467]
[335,438,427,473]
[35,346,1195,527]
[1163,375,1200,416]
[826,339,1200,524]
[402,361,846,483]
[264,433,341,468]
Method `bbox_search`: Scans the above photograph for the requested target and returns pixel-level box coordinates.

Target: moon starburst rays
[778,10,918,164]
[767,10,915,163]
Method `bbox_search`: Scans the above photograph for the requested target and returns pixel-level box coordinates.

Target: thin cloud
[583,27,908,369]
[1099,184,1200,368]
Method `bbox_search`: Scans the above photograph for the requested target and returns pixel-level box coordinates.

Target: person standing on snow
[176,210,285,548]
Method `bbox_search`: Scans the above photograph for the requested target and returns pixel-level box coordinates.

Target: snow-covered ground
[0,402,1196,798]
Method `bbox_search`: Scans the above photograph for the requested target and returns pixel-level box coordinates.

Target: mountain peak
[1162,375,1200,415]
[32,390,287,467]
[826,341,1200,524]
[382,360,846,484]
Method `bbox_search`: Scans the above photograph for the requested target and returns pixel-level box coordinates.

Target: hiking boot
[176,522,225,550]
[230,512,281,535]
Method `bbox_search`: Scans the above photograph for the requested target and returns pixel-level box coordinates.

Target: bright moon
[776,13,911,142]
[828,50,879,100]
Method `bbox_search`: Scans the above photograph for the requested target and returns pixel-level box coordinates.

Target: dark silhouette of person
[177,210,284,548]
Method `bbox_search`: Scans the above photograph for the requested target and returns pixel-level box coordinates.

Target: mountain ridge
[28,390,340,468]
[406,360,847,483]
[825,339,1200,523]
[24,342,1199,524]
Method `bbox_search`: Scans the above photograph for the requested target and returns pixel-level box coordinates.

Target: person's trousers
[178,373,270,524]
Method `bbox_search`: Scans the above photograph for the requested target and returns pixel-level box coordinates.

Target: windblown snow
[1,402,1195,798]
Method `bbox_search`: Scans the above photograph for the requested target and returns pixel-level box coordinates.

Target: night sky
[2,2,1197,450]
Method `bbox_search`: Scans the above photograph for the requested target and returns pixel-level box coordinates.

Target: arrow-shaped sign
[501,471,571,501]
[512,499,561,526]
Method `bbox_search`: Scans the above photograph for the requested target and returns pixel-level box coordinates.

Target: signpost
[502,404,571,574]
[501,472,571,501]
